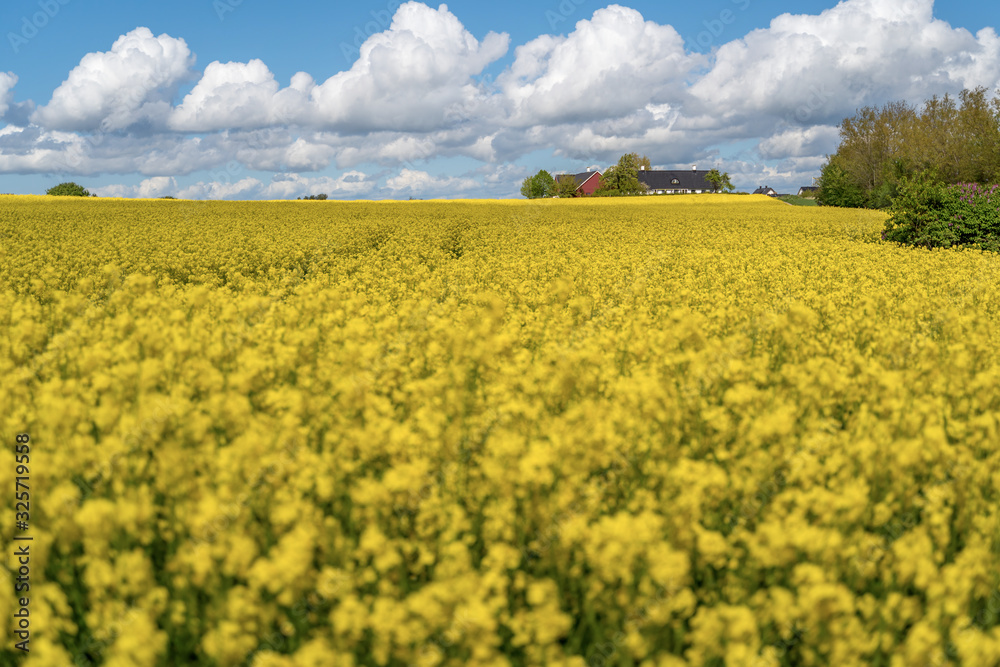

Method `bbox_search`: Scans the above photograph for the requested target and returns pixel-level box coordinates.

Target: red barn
[557,170,603,196]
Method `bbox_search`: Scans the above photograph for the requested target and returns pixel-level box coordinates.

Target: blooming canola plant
[1,194,999,665]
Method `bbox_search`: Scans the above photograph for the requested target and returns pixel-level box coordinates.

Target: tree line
[818,87,1000,208]
[521,153,733,198]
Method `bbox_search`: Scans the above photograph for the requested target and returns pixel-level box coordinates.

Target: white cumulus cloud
[33,27,195,132]
[690,0,1000,125]
[95,176,178,198]
[386,168,479,195]
[170,60,281,132]
[310,2,509,132]
[261,172,377,199]
[758,125,841,160]
[169,3,508,136]
[176,177,263,200]
[499,5,701,125]
[169,63,319,133]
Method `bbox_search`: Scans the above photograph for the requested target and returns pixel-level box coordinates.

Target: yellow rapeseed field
[2,194,1000,666]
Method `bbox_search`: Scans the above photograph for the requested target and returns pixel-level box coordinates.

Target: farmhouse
[752,186,778,197]
[556,170,603,196]
[637,167,714,194]
[797,186,819,197]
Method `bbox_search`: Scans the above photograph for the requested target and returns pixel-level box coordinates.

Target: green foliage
[520,170,556,199]
[912,89,1000,184]
[816,158,866,208]
[595,153,645,196]
[951,185,1000,252]
[883,172,963,248]
[46,182,91,197]
[868,183,898,210]
[298,194,329,200]
[820,87,1000,209]
[554,176,580,198]
[883,171,1000,252]
[705,169,734,193]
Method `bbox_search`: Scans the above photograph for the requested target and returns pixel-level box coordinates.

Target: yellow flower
[5,194,1000,666]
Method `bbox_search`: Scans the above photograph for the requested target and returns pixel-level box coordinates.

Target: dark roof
[637,170,714,191]
[798,186,819,193]
[557,171,601,189]
[752,186,777,195]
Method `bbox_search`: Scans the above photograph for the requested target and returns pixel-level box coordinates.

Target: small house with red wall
[557,170,603,196]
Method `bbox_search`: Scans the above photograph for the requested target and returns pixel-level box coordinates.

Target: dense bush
[46,182,91,197]
[884,171,1000,251]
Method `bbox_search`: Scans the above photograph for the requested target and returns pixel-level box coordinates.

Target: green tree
[554,175,580,198]
[839,101,914,196]
[819,88,1000,209]
[816,156,866,208]
[595,153,645,196]
[910,93,961,182]
[520,170,556,199]
[954,87,1000,184]
[705,169,734,193]
[46,182,91,197]
[907,88,1000,185]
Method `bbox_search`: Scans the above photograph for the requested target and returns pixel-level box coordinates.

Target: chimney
[692,165,697,171]
[586,167,591,172]
[640,165,645,170]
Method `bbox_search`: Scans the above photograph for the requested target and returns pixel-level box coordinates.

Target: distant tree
[818,87,1000,208]
[520,170,556,199]
[816,155,866,208]
[596,153,645,196]
[720,172,734,192]
[839,101,914,196]
[554,175,580,198]
[914,88,1000,185]
[298,194,329,200]
[705,169,734,193]
[46,182,91,197]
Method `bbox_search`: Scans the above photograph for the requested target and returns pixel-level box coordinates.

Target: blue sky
[1,0,997,198]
